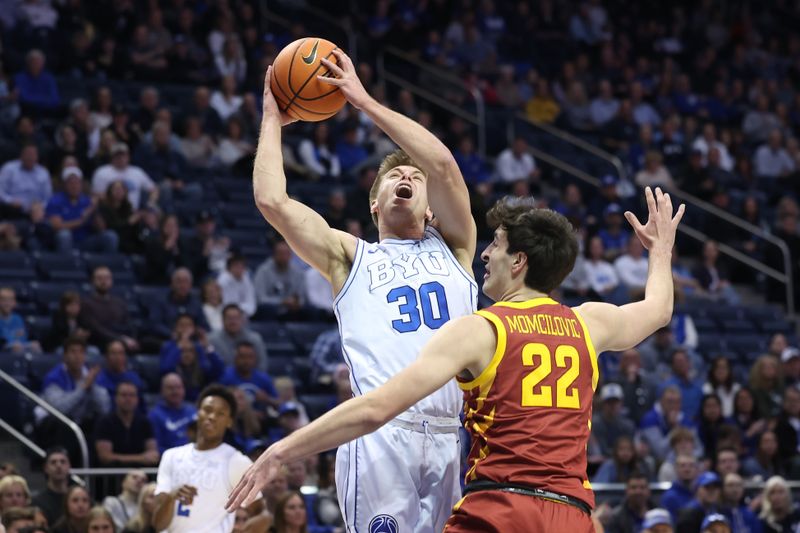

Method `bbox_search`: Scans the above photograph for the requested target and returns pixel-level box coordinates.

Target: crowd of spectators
[0,0,800,533]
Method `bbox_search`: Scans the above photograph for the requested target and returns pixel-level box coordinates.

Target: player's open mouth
[395,183,413,199]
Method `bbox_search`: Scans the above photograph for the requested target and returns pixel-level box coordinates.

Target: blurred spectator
[181,210,230,279]
[0,144,51,219]
[148,268,208,340]
[13,49,60,114]
[51,485,91,533]
[640,509,673,533]
[454,136,490,186]
[217,255,256,318]
[97,180,140,254]
[590,79,619,127]
[183,87,223,138]
[87,506,117,531]
[495,137,539,184]
[89,87,114,134]
[298,123,341,180]
[775,387,800,460]
[525,78,560,124]
[32,447,71,525]
[210,75,242,122]
[702,358,741,419]
[158,316,223,401]
[597,204,631,261]
[604,472,655,533]
[754,130,795,180]
[782,347,800,388]
[495,65,522,108]
[743,431,783,481]
[675,472,723,533]
[721,473,760,533]
[130,24,169,80]
[592,436,650,484]
[336,123,369,175]
[732,388,767,457]
[742,95,780,144]
[51,123,89,172]
[584,236,623,303]
[758,476,800,533]
[304,268,334,320]
[92,143,158,209]
[696,395,728,461]
[271,491,309,533]
[130,88,159,138]
[692,124,734,171]
[80,266,138,352]
[179,116,217,168]
[95,340,145,403]
[47,166,118,252]
[269,403,305,443]
[561,81,593,131]
[692,241,740,305]
[273,377,310,427]
[254,239,307,317]
[123,481,156,533]
[661,455,700,520]
[663,350,704,422]
[309,329,343,385]
[0,475,31,512]
[2,506,36,531]
[94,381,159,467]
[219,341,279,410]
[592,383,636,458]
[640,386,692,463]
[38,337,110,428]
[615,349,657,422]
[0,286,40,353]
[750,355,785,420]
[638,326,679,376]
[229,387,261,451]
[215,37,247,84]
[322,188,348,231]
[103,470,147,530]
[217,117,254,170]
[635,151,676,189]
[657,427,701,483]
[614,236,649,300]
[201,279,224,332]
[209,304,267,370]
[148,373,196,454]
[142,214,183,284]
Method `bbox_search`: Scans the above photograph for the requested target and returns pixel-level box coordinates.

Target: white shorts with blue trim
[335,413,462,533]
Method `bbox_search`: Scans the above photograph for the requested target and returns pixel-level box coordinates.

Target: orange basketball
[270,37,347,122]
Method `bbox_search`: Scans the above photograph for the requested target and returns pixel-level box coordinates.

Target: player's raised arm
[318,50,476,263]
[225,314,495,511]
[254,66,356,285]
[577,187,685,353]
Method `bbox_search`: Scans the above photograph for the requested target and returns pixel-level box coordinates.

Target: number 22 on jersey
[521,343,581,409]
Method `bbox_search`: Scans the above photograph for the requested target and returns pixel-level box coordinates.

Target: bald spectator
[13,49,60,113]
[148,268,208,339]
[183,86,223,137]
[754,130,795,180]
[254,239,307,318]
[80,266,139,352]
[0,144,51,219]
[148,373,196,453]
[92,143,158,209]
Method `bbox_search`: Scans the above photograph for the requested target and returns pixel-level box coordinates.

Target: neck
[195,434,223,451]
[237,369,252,379]
[498,287,548,302]
[377,216,426,242]
[49,478,69,492]
[117,410,135,425]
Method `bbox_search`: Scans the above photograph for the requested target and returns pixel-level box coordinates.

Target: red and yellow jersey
[457,297,599,508]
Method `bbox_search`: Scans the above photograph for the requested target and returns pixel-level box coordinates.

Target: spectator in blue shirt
[663,349,705,422]
[0,286,40,353]
[453,136,490,186]
[0,144,52,219]
[721,472,763,533]
[13,49,60,114]
[598,203,631,261]
[46,166,118,252]
[158,314,223,400]
[148,373,196,453]
[148,268,209,340]
[219,341,279,410]
[641,386,696,463]
[95,340,145,412]
[661,454,699,520]
[335,123,369,176]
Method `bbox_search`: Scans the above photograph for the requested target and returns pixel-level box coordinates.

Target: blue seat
[267,356,298,378]
[132,354,162,393]
[692,316,719,333]
[285,322,333,353]
[34,251,85,281]
[133,286,167,316]
[758,320,794,335]
[82,252,133,273]
[726,334,767,356]
[697,334,726,356]
[28,352,61,389]
[721,319,757,333]
[25,315,52,342]
[0,251,31,269]
[707,307,745,321]
[0,352,30,381]
[30,281,82,313]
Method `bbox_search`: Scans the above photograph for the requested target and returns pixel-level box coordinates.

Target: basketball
[270,37,347,122]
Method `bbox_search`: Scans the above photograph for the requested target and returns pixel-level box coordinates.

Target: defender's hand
[317,49,371,110]
[226,447,281,511]
[624,187,685,252]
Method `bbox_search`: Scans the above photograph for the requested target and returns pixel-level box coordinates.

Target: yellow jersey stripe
[492,297,558,309]
[458,310,508,390]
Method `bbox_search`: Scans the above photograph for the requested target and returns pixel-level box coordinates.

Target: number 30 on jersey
[387,281,450,333]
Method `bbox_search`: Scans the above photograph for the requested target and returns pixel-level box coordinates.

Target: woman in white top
[297,122,341,180]
[202,279,224,332]
[90,86,114,132]
[214,37,247,85]
[635,150,676,189]
[210,75,243,122]
[584,236,620,299]
[702,356,741,418]
[217,117,254,167]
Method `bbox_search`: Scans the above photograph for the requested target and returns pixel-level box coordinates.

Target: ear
[511,251,527,277]
[424,207,434,224]
[370,199,378,216]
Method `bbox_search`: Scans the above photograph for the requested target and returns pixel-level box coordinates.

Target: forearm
[152,494,177,531]
[360,98,454,174]
[253,117,288,209]
[642,249,674,322]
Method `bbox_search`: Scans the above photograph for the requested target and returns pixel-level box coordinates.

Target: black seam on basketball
[282,99,338,116]
[286,38,304,95]
[293,69,343,101]
[285,47,339,112]
[272,74,294,109]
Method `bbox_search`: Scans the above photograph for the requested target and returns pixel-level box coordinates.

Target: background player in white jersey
[153,385,262,533]
[251,48,477,532]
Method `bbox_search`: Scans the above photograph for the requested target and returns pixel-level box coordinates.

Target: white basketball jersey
[334,226,478,419]
[155,442,252,533]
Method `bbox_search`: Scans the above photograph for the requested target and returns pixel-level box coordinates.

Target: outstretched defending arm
[225,314,496,510]
[254,67,356,287]
[577,187,685,353]
[319,50,476,264]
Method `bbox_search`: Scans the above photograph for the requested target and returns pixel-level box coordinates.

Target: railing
[376,47,486,157]
[516,114,795,315]
[0,417,85,486]
[0,368,90,470]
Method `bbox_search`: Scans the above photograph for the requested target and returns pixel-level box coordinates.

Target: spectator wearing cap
[758,476,800,533]
[605,472,656,533]
[597,203,631,261]
[268,401,304,442]
[495,137,540,184]
[774,388,800,461]
[0,143,52,220]
[148,373,196,453]
[13,49,60,114]
[217,255,256,318]
[592,383,636,458]
[46,166,119,252]
[209,304,268,370]
[219,341,279,411]
[662,349,704,422]
[780,347,800,387]
[614,236,649,301]
[641,508,673,533]
[721,473,760,533]
[92,143,158,209]
[661,454,699,520]
[676,472,724,533]
[701,513,731,533]
[640,386,695,463]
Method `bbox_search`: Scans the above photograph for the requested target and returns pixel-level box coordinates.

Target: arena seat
[34,251,87,282]
[299,393,336,420]
[285,322,333,353]
[721,319,758,333]
[30,281,82,313]
[25,315,52,342]
[758,320,795,335]
[27,352,61,390]
[691,316,719,333]
[0,251,35,281]
[131,354,162,393]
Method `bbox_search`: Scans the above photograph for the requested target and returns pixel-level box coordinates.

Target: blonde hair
[369,149,424,227]
[125,482,156,532]
[749,355,783,392]
[0,475,30,503]
[88,506,116,532]
[760,476,792,529]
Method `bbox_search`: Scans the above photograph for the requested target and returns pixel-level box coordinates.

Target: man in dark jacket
[607,472,656,533]
[80,266,139,352]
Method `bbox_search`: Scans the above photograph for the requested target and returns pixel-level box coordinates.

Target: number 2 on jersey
[387,281,450,333]
[521,343,581,409]
[177,502,191,517]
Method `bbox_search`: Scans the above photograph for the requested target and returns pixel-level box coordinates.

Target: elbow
[253,191,288,214]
